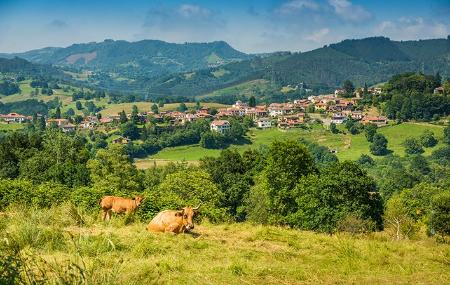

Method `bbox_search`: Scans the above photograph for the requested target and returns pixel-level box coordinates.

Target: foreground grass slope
[140,122,444,167]
[1,206,449,284]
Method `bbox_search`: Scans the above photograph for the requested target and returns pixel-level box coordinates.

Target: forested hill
[146,36,450,97]
[0,57,67,79]
[1,39,251,79]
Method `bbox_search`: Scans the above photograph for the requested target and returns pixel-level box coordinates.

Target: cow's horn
[193,203,202,211]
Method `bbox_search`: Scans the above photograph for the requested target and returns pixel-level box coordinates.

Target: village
[0,87,390,139]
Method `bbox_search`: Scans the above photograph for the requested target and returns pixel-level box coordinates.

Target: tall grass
[0,204,449,284]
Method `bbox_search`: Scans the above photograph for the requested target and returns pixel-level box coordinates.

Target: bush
[403,137,424,155]
[429,191,450,238]
[370,134,388,156]
[357,154,375,166]
[419,130,438,148]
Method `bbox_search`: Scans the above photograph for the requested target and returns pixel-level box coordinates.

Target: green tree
[65,108,75,117]
[131,105,139,123]
[403,137,424,155]
[55,107,61,119]
[248,96,256,107]
[420,130,438,147]
[364,123,378,142]
[75,101,83,110]
[443,124,450,144]
[384,194,416,240]
[121,122,140,140]
[263,141,316,222]
[178,103,188,112]
[343,80,355,97]
[429,191,450,238]
[293,161,383,233]
[357,154,375,166]
[329,122,338,134]
[370,133,388,155]
[151,103,159,114]
[119,110,128,124]
[87,145,141,193]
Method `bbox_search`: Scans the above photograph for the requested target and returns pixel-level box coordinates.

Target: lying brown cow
[147,205,200,234]
[100,195,143,221]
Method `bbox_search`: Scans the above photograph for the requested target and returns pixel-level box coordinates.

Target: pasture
[1,205,449,285]
[140,122,445,167]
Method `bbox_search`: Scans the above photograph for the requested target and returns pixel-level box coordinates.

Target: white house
[0,113,30,123]
[256,118,271,129]
[331,113,347,124]
[210,120,230,134]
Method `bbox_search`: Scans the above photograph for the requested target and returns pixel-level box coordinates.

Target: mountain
[1,39,251,80]
[144,36,450,97]
[0,57,68,79]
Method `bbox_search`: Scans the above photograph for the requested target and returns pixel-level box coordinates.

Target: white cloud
[305,28,330,42]
[328,0,372,23]
[375,17,448,40]
[177,4,212,19]
[275,0,320,15]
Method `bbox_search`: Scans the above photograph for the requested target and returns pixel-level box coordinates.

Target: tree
[364,123,378,142]
[55,107,61,119]
[121,122,140,140]
[147,169,225,222]
[419,130,438,148]
[131,105,139,123]
[429,191,450,238]
[263,141,316,222]
[200,131,226,149]
[178,103,188,112]
[329,122,338,134]
[403,137,424,155]
[384,194,416,240]
[357,154,375,166]
[65,108,75,117]
[248,96,256,107]
[38,116,46,131]
[119,110,128,124]
[370,133,388,155]
[75,101,83,110]
[87,145,141,193]
[343,80,355,97]
[151,103,159,114]
[444,124,450,144]
[195,101,201,110]
[293,162,383,233]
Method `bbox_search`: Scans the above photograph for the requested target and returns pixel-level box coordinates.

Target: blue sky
[0,0,449,53]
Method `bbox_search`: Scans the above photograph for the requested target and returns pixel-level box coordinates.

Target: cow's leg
[165,224,180,234]
[107,209,113,221]
[102,210,107,221]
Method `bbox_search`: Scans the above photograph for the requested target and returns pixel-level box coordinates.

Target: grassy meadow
[99,102,230,116]
[1,205,449,285]
[140,122,445,167]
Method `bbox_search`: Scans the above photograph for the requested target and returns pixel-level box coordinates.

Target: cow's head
[134,196,144,207]
[177,204,201,231]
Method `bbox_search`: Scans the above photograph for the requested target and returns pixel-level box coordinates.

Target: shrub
[370,134,388,156]
[419,130,438,148]
[429,191,450,239]
[357,154,375,166]
[403,137,424,155]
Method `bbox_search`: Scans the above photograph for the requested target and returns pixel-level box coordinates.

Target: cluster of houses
[1,87,389,136]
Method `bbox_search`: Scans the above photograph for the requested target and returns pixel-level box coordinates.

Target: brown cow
[100,195,143,221]
[147,205,200,234]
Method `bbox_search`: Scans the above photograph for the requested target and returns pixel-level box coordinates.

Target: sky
[0,0,449,54]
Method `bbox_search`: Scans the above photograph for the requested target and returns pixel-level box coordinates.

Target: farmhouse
[361,116,388,126]
[256,117,271,129]
[331,113,347,124]
[61,123,76,133]
[210,120,230,133]
[434,87,445,94]
[0,113,31,123]
[46,118,69,127]
[277,114,304,129]
[112,136,131,144]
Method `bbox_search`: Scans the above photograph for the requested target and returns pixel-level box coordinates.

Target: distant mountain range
[1,36,449,98]
[0,39,251,80]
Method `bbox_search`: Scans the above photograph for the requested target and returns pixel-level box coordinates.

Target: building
[46,118,69,127]
[256,118,271,129]
[331,113,347,124]
[210,120,230,134]
[434,87,445,94]
[0,113,30,123]
[361,116,388,126]
[112,136,131,144]
[61,123,76,133]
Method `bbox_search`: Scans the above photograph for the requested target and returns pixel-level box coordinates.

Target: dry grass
[1,205,449,284]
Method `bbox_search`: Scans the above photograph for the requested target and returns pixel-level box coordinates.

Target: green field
[198,79,271,99]
[142,123,445,165]
[100,102,229,116]
[1,206,449,284]
[0,123,26,131]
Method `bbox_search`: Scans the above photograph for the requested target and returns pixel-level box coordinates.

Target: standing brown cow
[100,196,143,221]
[147,205,200,234]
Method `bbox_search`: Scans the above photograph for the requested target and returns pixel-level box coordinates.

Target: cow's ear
[175,210,184,217]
